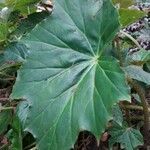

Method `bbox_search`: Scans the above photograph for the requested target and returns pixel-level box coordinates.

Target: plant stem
[121,104,150,112]
[130,116,144,121]
[0,77,15,81]
[120,30,142,50]
[0,98,10,101]
[24,142,36,150]
[0,106,14,111]
[128,78,150,134]
[115,37,123,66]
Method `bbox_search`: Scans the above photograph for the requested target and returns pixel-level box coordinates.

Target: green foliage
[10,0,130,149]
[0,7,11,42]
[0,22,8,42]
[1,12,49,64]
[126,49,150,65]
[0,0,42,46]
[7,115,22,150]
[112,0,134,8]
[0,0,40,15]
[112,104,123,126]
[12,12,49,38]
[0,0,149,149]
[109,122,144,150]
[0,110,12,134]
[119,9,146,27]
[113,0,146,27]
[124,65,150,85]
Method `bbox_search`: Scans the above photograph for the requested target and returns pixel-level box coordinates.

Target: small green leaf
[7,115,22,150]
[0,0,40,15]
[124,65,150,85]
[109,123,144,150]
[0,110,12,134]
[119,9,146,27]
[0,22,8,42]
[112,0,146,27]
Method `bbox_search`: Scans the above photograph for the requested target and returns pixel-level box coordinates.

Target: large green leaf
[11,0,130,149]
[109,123,144,150]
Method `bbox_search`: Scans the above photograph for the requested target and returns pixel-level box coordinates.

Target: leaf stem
[121,104,150,112]
[120,30,142,50]
[130,116,144,121]
[0,106,14,111]
[115,37,123,66]
[127,78,150,134]
[24,142,36,150]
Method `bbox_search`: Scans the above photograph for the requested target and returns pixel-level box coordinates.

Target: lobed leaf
[11,0,130,149]
[109,123,144,150]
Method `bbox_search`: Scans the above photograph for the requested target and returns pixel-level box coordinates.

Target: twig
[0,88,7,92]
[130,116,144,121]
[0,98,10,101]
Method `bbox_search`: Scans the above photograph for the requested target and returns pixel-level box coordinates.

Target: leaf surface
[7,115,22,150]
[11,0,130,149]
[109,123,144,150]
[0,110,12,134]
[124,65,150,85]
[119,9,146,27]
[127,49,150,65]
[112,104,123,126]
